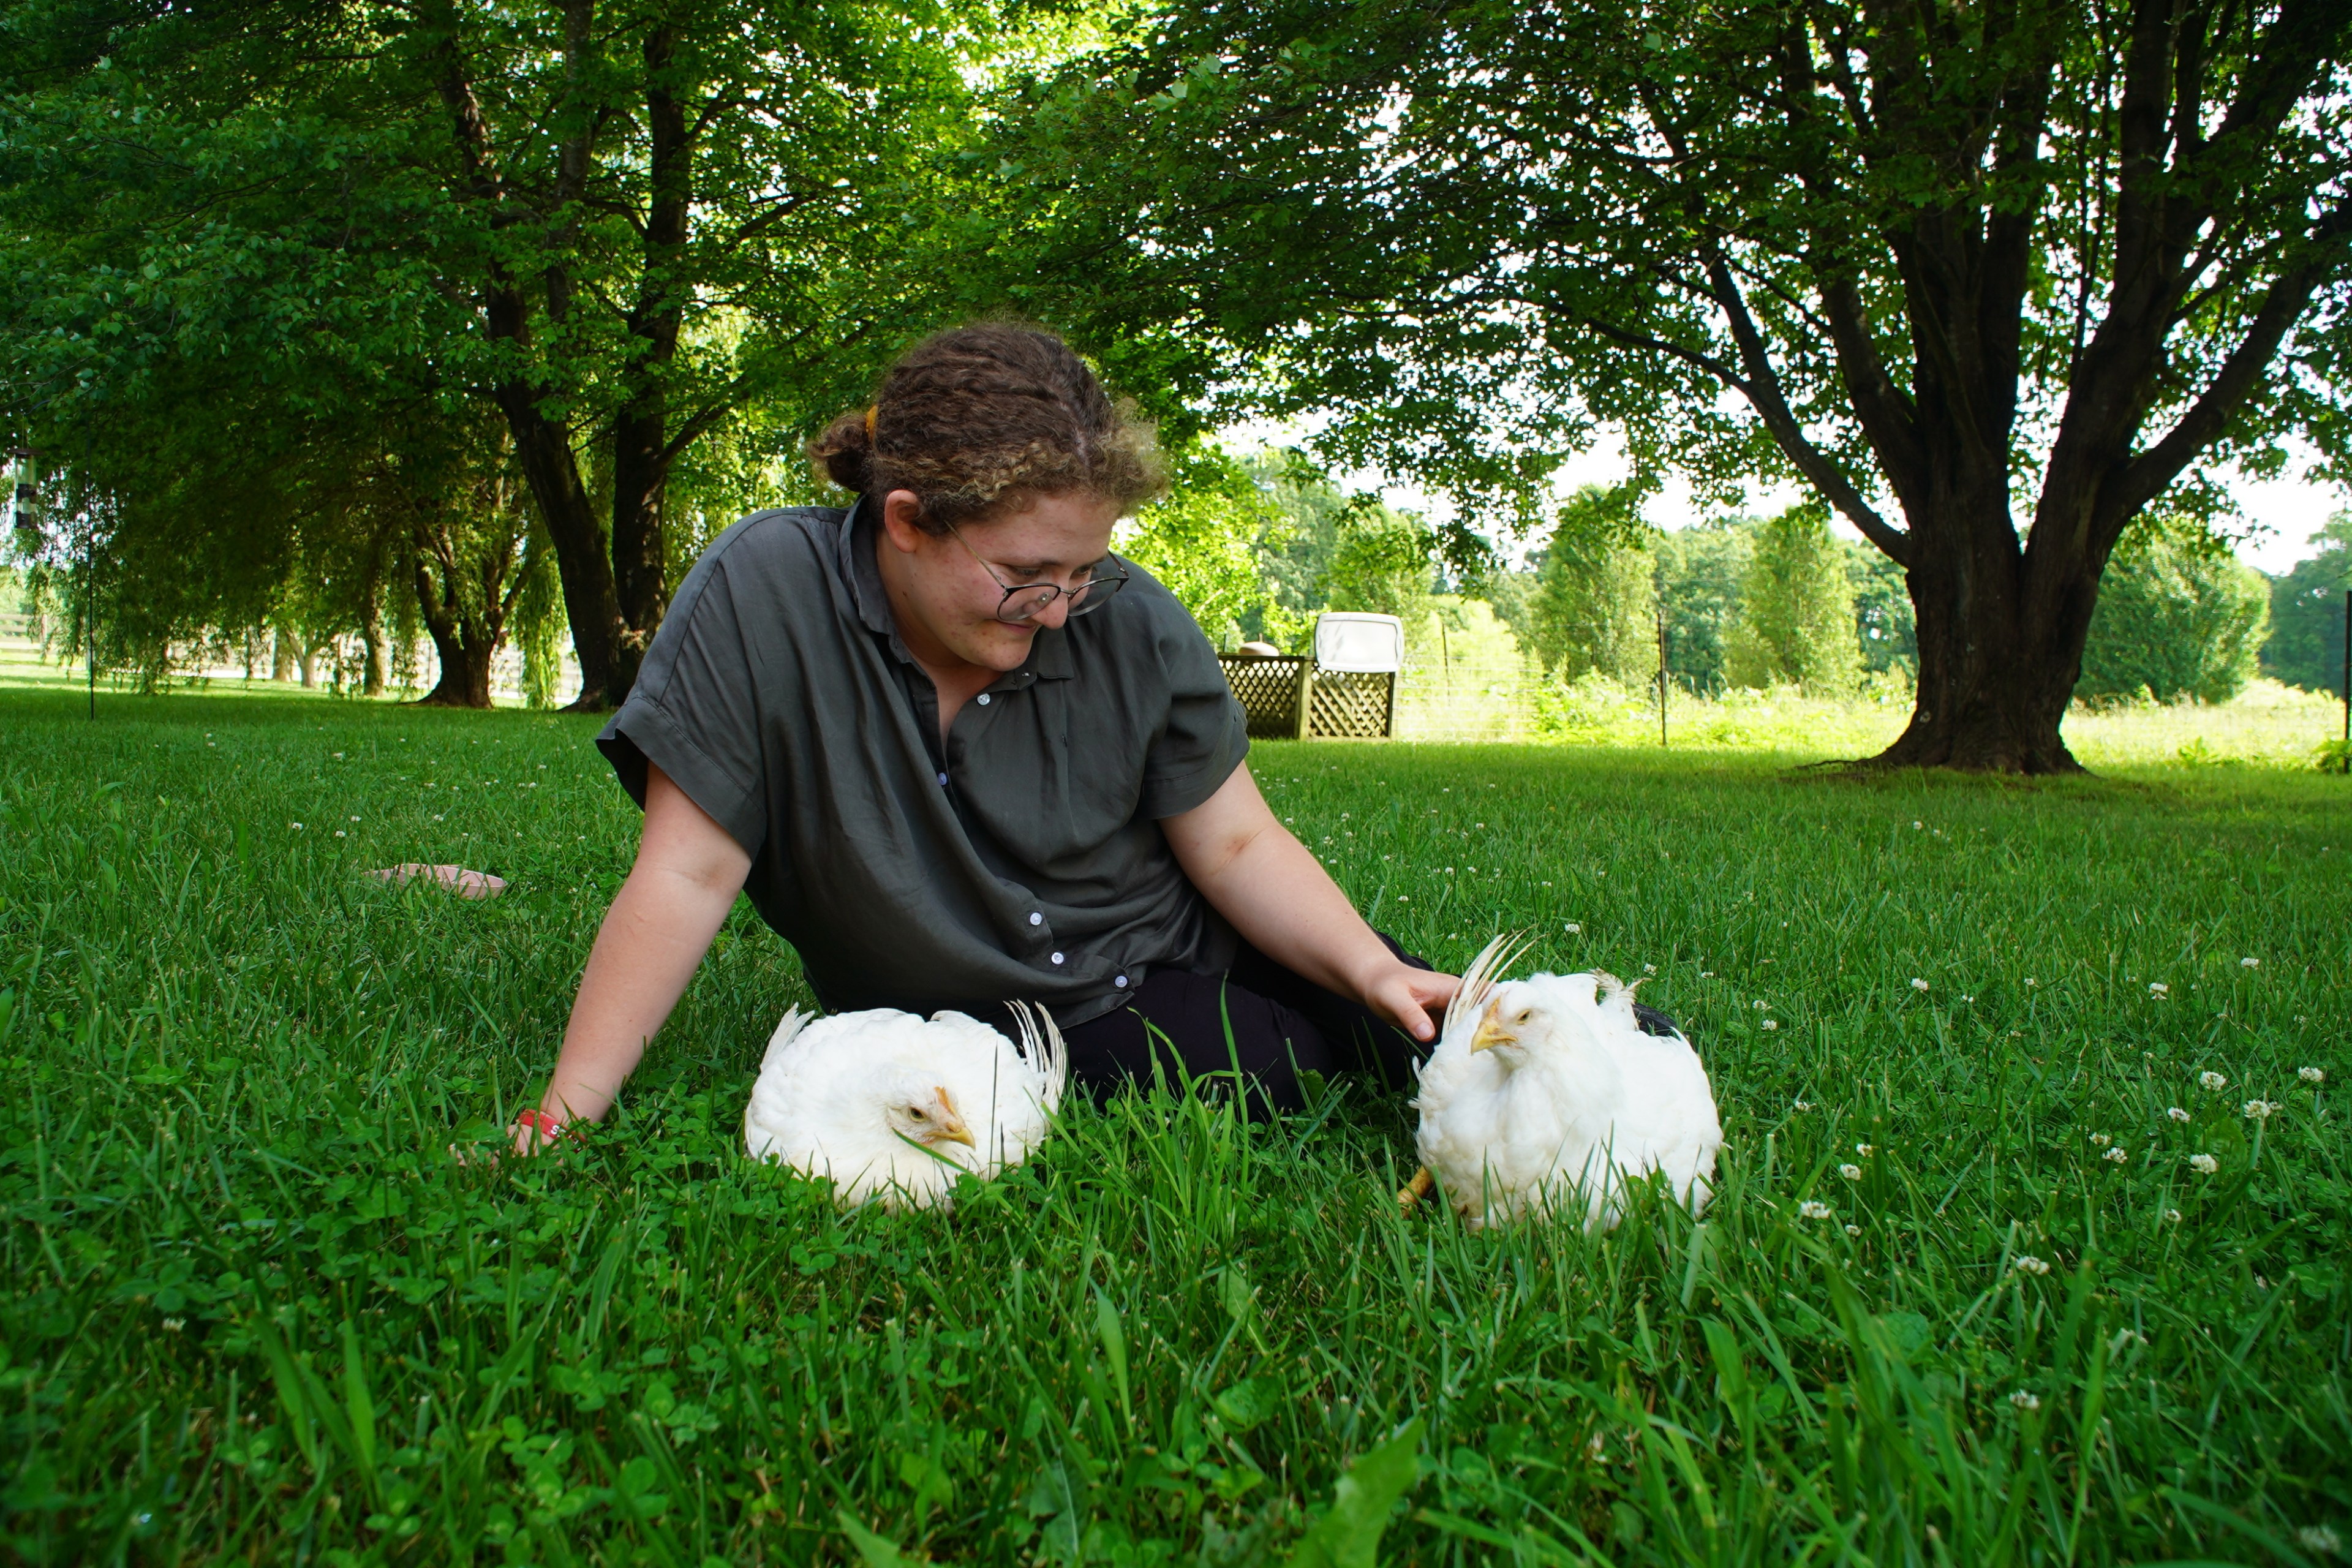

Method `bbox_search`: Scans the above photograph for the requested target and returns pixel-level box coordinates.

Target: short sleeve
[1137,604,1251,820]
[596,554,770,858]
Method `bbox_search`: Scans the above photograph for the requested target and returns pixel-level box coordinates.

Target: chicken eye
[907,1106,928,1120]
[1515,1009,1534,1025]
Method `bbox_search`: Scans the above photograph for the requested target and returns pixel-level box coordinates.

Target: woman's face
[877,488,1121,674]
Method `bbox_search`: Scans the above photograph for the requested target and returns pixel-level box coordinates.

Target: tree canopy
[998,0,2352,769]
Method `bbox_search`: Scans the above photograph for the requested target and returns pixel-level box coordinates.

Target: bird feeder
[1218,612,1401,740]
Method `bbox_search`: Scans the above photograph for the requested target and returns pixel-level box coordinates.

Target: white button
[1050,952,1065,965]
[937,772,949,786]
[976,693,991,706]
[1114,974,1128,989]
[1028,912,1043,925]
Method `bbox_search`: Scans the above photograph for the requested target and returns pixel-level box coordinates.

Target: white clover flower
[334,831,345,839]
[1793,1099,1814,1112]
[1844,1224,1861,1237]
[1910,978,1930,992]
[2148,982,2169,997]
[2242,1099,2277,1120]
[2294,1524,2340,1556]
[2199,1071,2227,1091]
[2300,1066,2325,1084]
[2009,1390,2040,1411]
[1753,999,1768,1009]
[1643,963,1656,974]
[2164,1208,2182,1223]
[1562,922,1580,933]
[2015,1256,2051,1276]
[2168,1106,2191,1122]
[2024,977,2039,987]
[2189,1153,2218,1174]
[290,822,303,830]
[1839,1164,1863,1181]
[1855,1143,1874,1156]
[2090,1133,2111,1147]
[2103,1147,2127,1164]
[2239,956,2259,969]
[1912,821,1923,830]
[1798,1200,1833,1219]
[1762,1019,1779,1031]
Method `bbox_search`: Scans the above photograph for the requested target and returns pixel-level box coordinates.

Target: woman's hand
[516,764,750,1152]
[1163,764,1459,1041]
[1359,960,1462,1044]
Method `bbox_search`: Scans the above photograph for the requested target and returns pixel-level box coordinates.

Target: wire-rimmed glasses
[946,521,1129,623]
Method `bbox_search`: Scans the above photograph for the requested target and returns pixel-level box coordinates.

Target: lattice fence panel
[1218,655,1308,738]
[1308,671,1395,739]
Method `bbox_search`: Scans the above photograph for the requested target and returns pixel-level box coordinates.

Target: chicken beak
[1469,996,1515,1053]
[930,1087,976,1148]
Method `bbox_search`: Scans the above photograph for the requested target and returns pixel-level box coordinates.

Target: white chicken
[1403,933,1721,1231]
[742,1000,1068,1212]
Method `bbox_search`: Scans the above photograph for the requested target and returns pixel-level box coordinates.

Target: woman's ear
[879,489,930,553]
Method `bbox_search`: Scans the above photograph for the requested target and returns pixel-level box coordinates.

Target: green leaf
[1284,1418,1423,1568]
[836,1510,915,1567]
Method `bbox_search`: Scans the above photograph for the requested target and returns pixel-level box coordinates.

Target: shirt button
[937,771,949,787]
[1028,912,1043,925]
[1050,952,1065,965]
[976,693,991,706]
[1114,974,1129,989]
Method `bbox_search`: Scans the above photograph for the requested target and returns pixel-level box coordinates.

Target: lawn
[1,687,2345,1566]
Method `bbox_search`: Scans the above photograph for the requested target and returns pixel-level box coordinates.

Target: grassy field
[1,687,2345,1565]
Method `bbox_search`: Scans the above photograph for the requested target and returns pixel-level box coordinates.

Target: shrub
[2079,520,2269,704]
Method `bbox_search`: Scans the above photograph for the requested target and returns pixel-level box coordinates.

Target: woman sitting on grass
[516,325,1457,1150]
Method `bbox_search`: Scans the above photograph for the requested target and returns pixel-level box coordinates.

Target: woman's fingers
[1371,965,1461,1041]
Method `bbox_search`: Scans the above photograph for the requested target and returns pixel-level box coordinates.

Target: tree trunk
[271,627,296,682]
[606,21,692,695]
[298,638,318,688]
[361,598,387,697]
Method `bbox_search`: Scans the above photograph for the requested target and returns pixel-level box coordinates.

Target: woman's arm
[1160,763,1457,1041]
[522,763,752,1148]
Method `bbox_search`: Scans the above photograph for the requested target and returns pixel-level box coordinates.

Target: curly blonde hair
[810,325,1164,532]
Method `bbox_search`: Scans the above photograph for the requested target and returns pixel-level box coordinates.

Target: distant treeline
[1120,454,2351,706]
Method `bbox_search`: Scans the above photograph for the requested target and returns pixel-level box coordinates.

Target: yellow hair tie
[864,404,878,440]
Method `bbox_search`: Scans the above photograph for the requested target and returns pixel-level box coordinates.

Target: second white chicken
[1406,934,1721,1230]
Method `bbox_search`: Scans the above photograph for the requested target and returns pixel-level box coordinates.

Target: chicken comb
[1444,930,1536,1039]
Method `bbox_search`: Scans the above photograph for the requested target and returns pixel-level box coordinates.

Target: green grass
[2,687,2346,1566]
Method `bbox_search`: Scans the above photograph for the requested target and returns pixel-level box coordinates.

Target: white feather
[1412,933,1722,1231]
[742,1001,1069,1211]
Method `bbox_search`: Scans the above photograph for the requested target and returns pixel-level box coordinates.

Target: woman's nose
[1029,592,1072,630]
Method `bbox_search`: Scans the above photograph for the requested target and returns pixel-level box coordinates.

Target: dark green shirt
[597,501,1250,1027]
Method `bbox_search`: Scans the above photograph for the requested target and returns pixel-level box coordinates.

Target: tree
[1518,485,1656,680]
[1723,505,1863,694]
[1002,0,2352,771]
[2261,514,2350,696]
[1653,522,1754,694]
[2079,519,2269,703]
[1117,445,1305,649]
[1321,507,1438,620]
[2,0,987,708]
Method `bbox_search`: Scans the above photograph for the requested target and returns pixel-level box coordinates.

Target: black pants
[1023,935,1436,1117]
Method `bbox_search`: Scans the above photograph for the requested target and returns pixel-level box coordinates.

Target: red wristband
[514,1107,580,1142]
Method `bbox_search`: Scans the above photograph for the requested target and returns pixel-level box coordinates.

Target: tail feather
[761,1007,811,1073]
[1007,1000,1069,1115]
[1445,930,1535,1040]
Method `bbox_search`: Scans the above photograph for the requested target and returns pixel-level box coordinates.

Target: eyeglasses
[945,521,1129,624]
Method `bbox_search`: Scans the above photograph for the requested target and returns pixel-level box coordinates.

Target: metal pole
[1656,601,1668,748]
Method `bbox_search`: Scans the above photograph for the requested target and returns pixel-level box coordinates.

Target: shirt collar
[842,497,1076,683]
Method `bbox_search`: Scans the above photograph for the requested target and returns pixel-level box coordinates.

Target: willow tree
[1007,0,2352,769]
